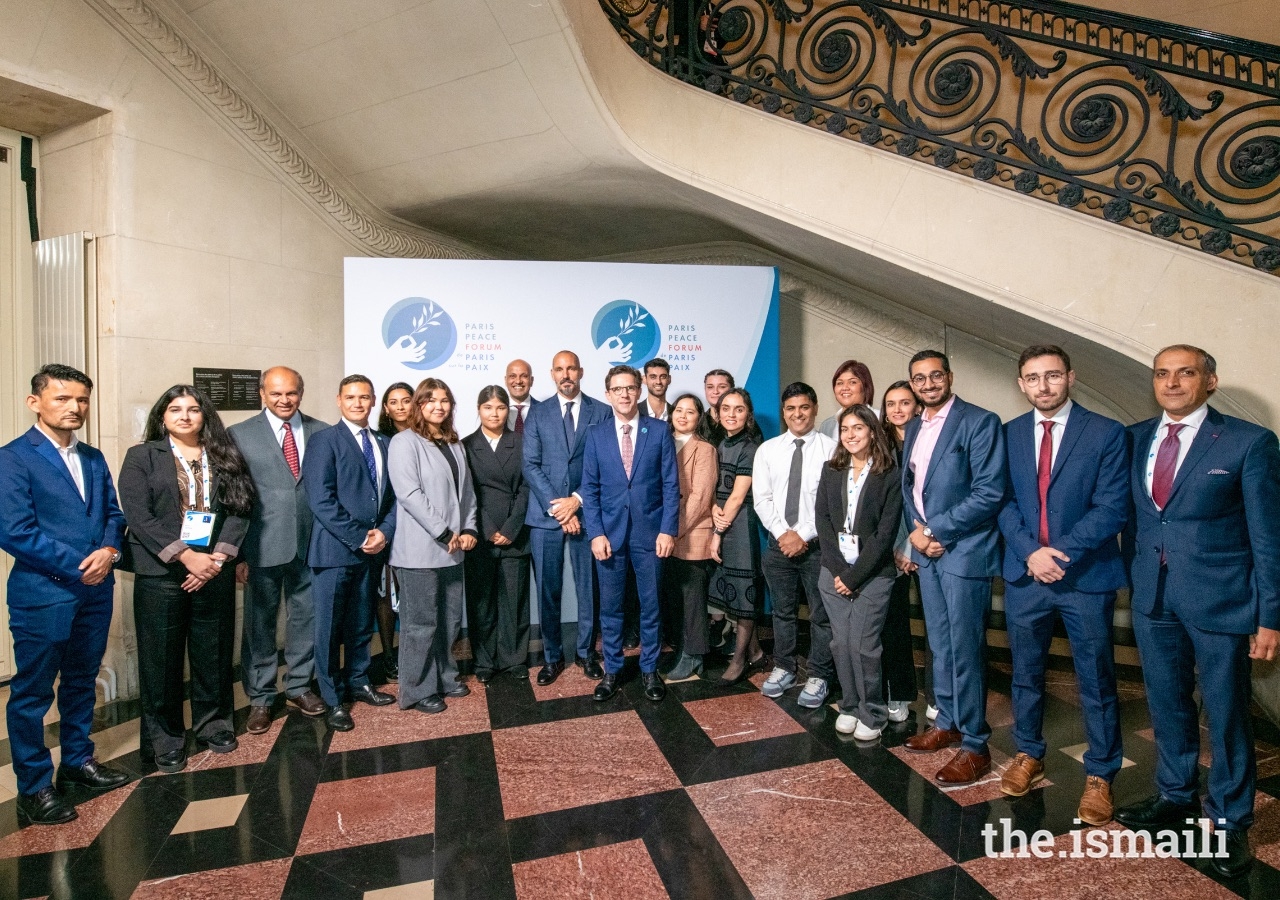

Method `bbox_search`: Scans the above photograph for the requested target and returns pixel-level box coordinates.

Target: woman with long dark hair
[707,388,768,684]
[387,378,478,713]
[815,405,902,740]
[118,385,255,773]
[375,381,414,681]
[462,385,531,683]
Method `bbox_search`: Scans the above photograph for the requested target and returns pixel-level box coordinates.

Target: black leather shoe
[383,655,399,683]
[17,786,77,826]
[641,671,666,702]
[624,632,640,650]
[350,685,395,706]
[445,683,471,698]
[593,673,620,702]
[415,697,447,714]
[197,731,238,754]
[476,669,494,684]
[326,707,355,731]
[510,666,529,680]
[56,758,131,793]
[1213,828,1253,878]
[581,655,604,681]
[155,748,187,774]
[1112,794,1201,830]
[537,661,564,686]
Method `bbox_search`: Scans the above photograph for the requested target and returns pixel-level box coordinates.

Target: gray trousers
[818,567,895,727]
[395,564,465,708]
[242,556,316,705]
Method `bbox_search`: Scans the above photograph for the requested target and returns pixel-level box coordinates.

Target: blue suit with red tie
[0,427,126,795]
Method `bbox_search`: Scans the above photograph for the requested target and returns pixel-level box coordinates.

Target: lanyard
[170,440,211,511]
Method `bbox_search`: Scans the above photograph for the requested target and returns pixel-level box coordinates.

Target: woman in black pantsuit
[119,385,255,774]
[462,385,532,683]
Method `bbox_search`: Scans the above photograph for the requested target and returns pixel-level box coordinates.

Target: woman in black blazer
[119,385,255,773]
[461,385,531,683]
[814,404,903,743]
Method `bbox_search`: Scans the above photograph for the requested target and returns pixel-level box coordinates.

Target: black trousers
[881,572,919,703]
[133,567,235,756]
[464,550,532,674]
[662,556,711,656]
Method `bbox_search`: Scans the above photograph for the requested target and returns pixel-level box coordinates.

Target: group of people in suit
[0,338,1276,881]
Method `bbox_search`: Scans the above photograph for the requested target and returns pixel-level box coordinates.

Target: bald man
[522,351,612,684]
[505,359,539,433]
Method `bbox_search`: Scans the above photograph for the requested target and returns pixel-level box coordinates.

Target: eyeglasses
[909,371,948,386]
[1020,371,1067,387]
[608,385,641,395]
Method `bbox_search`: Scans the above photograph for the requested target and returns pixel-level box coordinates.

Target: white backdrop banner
[344,259,781,435]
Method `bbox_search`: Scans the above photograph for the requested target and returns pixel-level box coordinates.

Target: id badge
[838,531,860,565]
[181,511,217,547]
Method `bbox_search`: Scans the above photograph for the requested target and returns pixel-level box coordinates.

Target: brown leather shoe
[246,706,272,734]
[1000,752,1044,797]
[904,726,962,754]
[1078,775,1114,826]
[935,749,992,785]
[288,690,328,717]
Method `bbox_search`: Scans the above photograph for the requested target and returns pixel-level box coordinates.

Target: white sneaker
[796,677,829,709]
[887,700,910,723]
[761,667,796,698]
[853,720,883,741]
[926,704,939,721]
[835,713,859,734]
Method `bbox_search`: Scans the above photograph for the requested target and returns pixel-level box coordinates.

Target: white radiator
[32,231,97,438]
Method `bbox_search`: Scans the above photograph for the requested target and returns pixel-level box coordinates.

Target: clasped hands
[180,548,225,592]
[78,547,117,586]
[909,520,945,559]
[550,495,582,535]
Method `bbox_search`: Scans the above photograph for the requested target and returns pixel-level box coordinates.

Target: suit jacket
[302,422,397,569]
[901,395,1007,577]
[507,397,541,431]
[0,426,126,607]
[675,435,717,560]
[998,404,1129,592]
[462,428,530,558]
[522,393,612,530]
[641,399,675,421]
[228,410,328,568]
[388,430,477,570]
[581,416,681,548]
[815,462,903,592]
[1124,406,1280,633]
[117,440,250,577]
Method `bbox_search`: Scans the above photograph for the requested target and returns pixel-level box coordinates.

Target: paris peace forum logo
[592,300,659,366]
[382,297,458,370]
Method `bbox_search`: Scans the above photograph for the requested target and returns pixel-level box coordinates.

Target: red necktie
[1151,423,1185,510]
[282,422,300,479]
[514,405,525,434]
[1037,420,1053,547]
[621,423,634,479]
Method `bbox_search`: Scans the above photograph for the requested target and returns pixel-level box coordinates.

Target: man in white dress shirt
[505,359,538,434]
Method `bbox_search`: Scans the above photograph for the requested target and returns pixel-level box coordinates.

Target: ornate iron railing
[600,0,1280,274]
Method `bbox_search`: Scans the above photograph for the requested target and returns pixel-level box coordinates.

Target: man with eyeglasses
[996,345,1128,824]
[900,350,1006,785]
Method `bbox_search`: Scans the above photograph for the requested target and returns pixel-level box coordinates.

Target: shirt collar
[1158,403,1209,433]
[615,411,640,429]
[786,427,815,443]
[1034,398,1073,428]
[264,408,303,432]
[342,417,370,438]
[558,393,580,411]
[35,421,78,451]
[922,394,957,425]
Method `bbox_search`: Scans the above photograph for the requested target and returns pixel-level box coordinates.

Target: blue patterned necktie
[563,400,576,445]
[360,429,378,490]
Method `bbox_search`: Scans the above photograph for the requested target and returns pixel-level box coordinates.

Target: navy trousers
[530,525,598,665]
[1005,580,1122,779]
[917,564,992,754]
[7,587,113,795]
[1134,573,1255,829]
[312,561,378,708]
[597,531,663,674]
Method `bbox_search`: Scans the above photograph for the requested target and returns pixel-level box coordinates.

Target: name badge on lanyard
[172,440,217,547]
[838,464,870,565]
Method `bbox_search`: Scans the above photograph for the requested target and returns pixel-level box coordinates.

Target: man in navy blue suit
[581,365,681,702]
[997,345,1128,824]
[0,364,131,826]
[901,350,1007,785]
[523,350,613,685]
[1113,345,1280,878]
[302,375,398,732]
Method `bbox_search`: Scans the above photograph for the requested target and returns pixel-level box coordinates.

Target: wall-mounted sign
[193,368,261,411]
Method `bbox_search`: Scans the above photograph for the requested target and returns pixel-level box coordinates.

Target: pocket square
[1207,469,1231,475]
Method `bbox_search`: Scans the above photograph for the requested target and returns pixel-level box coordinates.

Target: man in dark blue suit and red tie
[997,345,1129,825]
[303,375,398,732]
[0,365,132,826]
[581,365,681,703]
[1114,345,1280,878]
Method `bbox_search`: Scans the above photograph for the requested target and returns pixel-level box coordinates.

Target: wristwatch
[922,526,934,539]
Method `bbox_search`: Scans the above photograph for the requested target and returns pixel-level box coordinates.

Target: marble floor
[3,633,1280,900]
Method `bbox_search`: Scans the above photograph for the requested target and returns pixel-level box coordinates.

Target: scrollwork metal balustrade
[599,0,1280,275]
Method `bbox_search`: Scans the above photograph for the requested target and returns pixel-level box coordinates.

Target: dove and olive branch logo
[593,299,660,366]
[383,296,458,371]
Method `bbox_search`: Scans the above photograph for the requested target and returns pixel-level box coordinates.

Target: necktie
[621,423,634,479]
[1151,423,1186,510]
[514,404,525,434]
[281,422,300,479]
[360,429,378,490]
[784,437,804,528]
[563,401,576,445]
[1037,420,1053,547]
